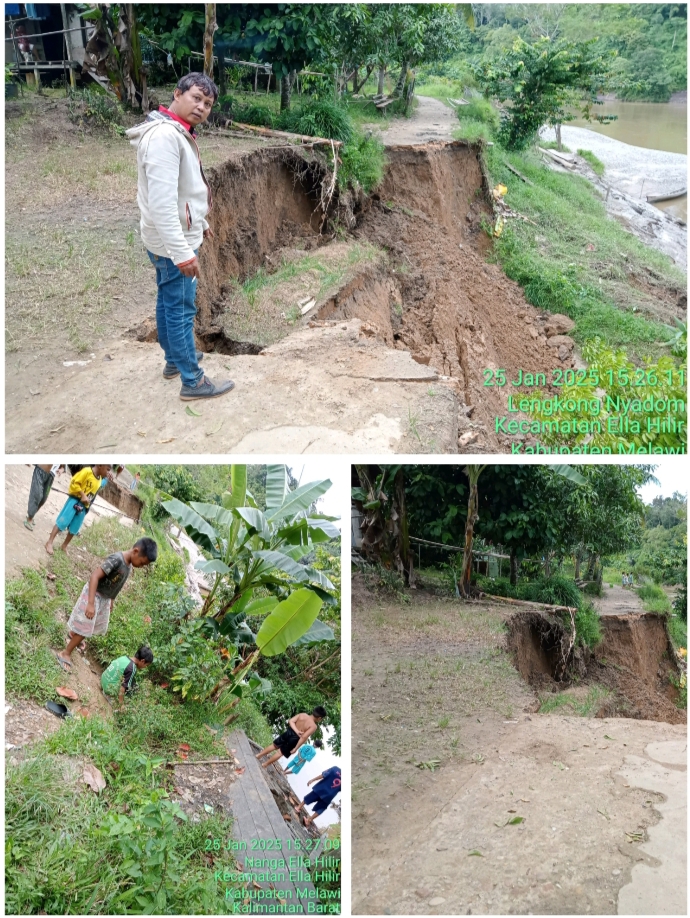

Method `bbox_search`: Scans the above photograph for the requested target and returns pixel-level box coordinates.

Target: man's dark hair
[134,537,158,562]
[314,740,324,749]
[136,645,154,664]
[175,72,218,102]
[313,706,327,719]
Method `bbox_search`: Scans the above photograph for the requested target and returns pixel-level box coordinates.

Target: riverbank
[541,125,687,223]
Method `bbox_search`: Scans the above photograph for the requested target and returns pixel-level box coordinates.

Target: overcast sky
[288,461,347,526]
[639,462,688,502]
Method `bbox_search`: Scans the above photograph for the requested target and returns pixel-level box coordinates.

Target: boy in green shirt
[102,645,154,711]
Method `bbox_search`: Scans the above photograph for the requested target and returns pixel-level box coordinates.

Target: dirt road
[371,95,456,146]
[352,584,686,915]
[5,465,134,579]
[595,583,646,617]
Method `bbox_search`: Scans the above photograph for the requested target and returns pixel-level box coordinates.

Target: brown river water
[572,100,687,220]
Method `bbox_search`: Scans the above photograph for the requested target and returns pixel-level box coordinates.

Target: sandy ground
[351,585,687,915]
[540,125,687,205]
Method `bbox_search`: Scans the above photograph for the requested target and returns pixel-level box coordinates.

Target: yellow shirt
[68,467,103,500]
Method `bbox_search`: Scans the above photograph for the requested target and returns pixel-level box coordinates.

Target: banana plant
[162,463,338,646]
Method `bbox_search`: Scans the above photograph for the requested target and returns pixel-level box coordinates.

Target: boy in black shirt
[55,538,158,672]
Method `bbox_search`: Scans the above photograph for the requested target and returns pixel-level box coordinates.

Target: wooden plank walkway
[226,730,317,913]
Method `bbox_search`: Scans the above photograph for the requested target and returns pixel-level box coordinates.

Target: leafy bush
[574,601,602,648]
[149,466,205,518]
[67,87,124,132]
[459,97,500,130]
[521,575,583,608]
[154,617,228,701]
[475,575,516,598]
[219,93,276,127]
[339,130,386,193]
[278,98,354,144]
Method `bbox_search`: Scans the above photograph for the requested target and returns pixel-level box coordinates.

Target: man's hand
[178,257,200,279]
[203,227,214,239]
[85,601,96,620]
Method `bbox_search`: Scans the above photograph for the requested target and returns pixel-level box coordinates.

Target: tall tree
[203,3,217,79]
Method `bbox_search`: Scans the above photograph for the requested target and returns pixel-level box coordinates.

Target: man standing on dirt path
[126,73,235,402]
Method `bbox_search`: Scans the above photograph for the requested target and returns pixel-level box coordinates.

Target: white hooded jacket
[126,110,212,265]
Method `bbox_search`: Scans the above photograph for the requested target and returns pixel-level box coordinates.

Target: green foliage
[477,37,617,150]
[105,793,188,914]
[67,87,124,133]
[524,337,686,453]
[673,583,687,623]
[155,617,228,701]
[149,465,205,518]
[339,130,386,193]
[538,684,609,715]
[460,96,500,129]
[279,97,354,143]
[577,148,605,176]
[6,571,64,701]
[219,93,277,127]
[521,575,583,609]
[574,601,602,649]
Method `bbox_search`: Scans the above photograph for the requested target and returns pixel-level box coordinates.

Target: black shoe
[163,350,204,379]
[179,375,235,401]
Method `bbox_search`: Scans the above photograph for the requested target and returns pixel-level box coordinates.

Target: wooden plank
[226,730,317,912]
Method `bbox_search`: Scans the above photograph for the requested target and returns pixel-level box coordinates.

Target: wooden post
[60,4,76,89]
[203,4,217,80]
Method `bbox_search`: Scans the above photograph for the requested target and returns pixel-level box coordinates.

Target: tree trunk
[353,64,374,94]
[203,3,217,80]
[574,549,581,579]
[280,74,292,111]
[555,122,562,152]
[460,481,479,597]
[377,66,385,95]
[394,468,410,586]
[394,60,408,97]
[544,551,552,578]
[586,552,596,580]
[510,548,519,586]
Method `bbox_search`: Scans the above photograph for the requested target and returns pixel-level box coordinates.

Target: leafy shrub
[521,575,583,609]
[459,97,499,130]
[574,601,602,648]
[339,131,386,193]
[583,581,603,597]
[149,466,204,518]
[219,94,276,127]
[154,617,228,701]
[67,87,124,132]
[278,98,354,143]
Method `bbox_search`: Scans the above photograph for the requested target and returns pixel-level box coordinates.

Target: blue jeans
[147,250,203,387]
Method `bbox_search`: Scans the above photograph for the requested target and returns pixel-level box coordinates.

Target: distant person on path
[24,464,64,530]
[55,538,158,672]
[102,645,154,711]
[284,740,324,776]
[255,707,327,769]
[130,472,141,491]
[45,465,112,555]
[294,766,341,828]
[126,72,235,402]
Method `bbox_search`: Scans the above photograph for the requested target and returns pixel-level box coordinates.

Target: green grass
[451,98,683,360]
[577,148,606,176]
[539,684,611,716]
[5,514,278,914]
[667,614,687,652]
[540,140,572,153]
